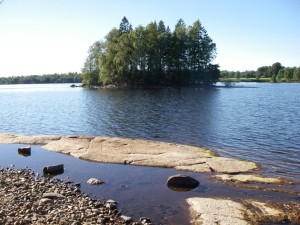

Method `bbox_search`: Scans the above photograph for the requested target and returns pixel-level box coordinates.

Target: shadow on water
[1,144,299,225]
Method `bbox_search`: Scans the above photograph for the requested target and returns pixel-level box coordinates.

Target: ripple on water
[0,83,300,183]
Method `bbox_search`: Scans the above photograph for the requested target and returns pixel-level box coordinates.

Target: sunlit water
[0,83,299,182]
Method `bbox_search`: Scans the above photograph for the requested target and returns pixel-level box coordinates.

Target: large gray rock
[167,174,199,191]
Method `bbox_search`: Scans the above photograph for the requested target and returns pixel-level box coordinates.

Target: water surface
[0,83,299,182]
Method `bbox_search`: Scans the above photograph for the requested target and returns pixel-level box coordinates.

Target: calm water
[0,83,300,182]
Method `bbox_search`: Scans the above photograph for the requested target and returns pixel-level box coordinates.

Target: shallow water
[1,144,299,224]
[0,83,299,183]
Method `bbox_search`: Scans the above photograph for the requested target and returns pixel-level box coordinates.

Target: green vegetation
[82,17,220,87]
[221,62,300,83]
[0,72,82,84]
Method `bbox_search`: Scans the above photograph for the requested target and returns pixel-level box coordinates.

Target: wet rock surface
[0,168,152,225]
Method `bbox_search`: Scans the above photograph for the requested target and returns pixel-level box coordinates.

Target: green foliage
[276,69,285,82]
[256,66,269,80]
[81,41,103,86]
[221,63,300,83]
[81,17,219,87]
[0,73,82,84]
[293,67,300,81]
[284,67,295,82]
[221,70,255,80]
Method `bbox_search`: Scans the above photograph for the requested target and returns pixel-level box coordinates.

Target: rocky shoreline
[1,133,299,224]
[0,167,152,225]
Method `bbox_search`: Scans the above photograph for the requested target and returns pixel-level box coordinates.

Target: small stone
[74,188,81,193]
[120,215,132,223]
[42,192,64,199]
[39,198,54,205]
[140,217,151,224]
[87,178,104,185]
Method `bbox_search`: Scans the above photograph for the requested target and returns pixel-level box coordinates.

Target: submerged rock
[167,174,199,191]
[87,178,104,185]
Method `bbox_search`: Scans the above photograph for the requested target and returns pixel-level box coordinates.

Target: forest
[0,72,82,84]
[81,17,220,87]
[220,62,300,82]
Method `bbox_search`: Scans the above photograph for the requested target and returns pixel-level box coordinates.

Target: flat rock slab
[187,198,298,225]
[0,133,61,145]
[0,133,258,174]
[213,174,294,185]
[187,197,249,225]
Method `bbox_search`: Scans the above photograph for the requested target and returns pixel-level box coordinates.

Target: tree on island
[82,17,220,87]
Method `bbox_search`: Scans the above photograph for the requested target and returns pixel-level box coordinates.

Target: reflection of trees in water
[84,88,220,146]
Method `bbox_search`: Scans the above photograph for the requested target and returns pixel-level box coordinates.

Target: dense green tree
[235,71,241,79]
[276,69,285,82]
[82,17,219,87]
[270,62,283,82]
[256,66,269,80]
[284,67,295,82]
[270,62,283,76]
[99,28,120,85]
[82,41,103,85]
[293,67,300,81]
[119,16,132,34]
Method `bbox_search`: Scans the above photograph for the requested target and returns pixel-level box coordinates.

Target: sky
[0,0,299,77]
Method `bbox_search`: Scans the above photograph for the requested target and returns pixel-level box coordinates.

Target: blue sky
[0,0,299,76]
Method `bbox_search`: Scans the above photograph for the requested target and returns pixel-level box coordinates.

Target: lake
[0,83,299,182]
[1,83,300,224]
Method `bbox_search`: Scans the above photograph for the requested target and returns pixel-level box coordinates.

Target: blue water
[0,83,299,182]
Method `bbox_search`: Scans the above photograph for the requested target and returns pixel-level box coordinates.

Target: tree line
[82,17,220,87]
[221,62,300,82]
[0,72,82,84]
